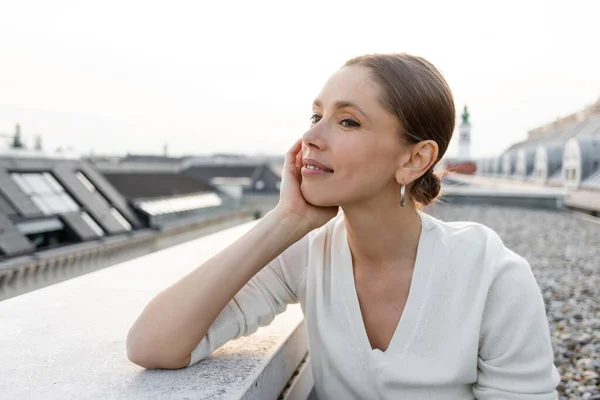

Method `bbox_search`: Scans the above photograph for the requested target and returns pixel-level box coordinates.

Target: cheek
[333,139,371,171]
[334,154,396,201]
[334,139,394,181]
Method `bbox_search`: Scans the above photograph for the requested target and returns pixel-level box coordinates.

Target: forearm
[126,208,309,369]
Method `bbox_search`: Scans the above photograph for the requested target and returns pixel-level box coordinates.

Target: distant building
[0,153,264,301]
[183,163,281,195]
[562,135,600,189]
[87,154,237,226]
[458,106,471,161]
[483,97,600,188]
[0,155,141,259]
[1,124,45,156]
[440,105,477,175]
[440,160,477,175]
[88,153,282,217]
[102,172,229,227]
[85,154,184,174]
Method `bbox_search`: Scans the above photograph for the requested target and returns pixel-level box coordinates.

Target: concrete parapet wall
[0,209,257,302]
[444,172,600,214]
[440,191,564,210]
[441,179,566,210]
[0,220,310,399]
[564,189,600,215]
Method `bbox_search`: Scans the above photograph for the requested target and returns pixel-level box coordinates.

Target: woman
[126,53,560,399]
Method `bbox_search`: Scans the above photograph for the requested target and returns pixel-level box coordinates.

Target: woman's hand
[275,139,339,232]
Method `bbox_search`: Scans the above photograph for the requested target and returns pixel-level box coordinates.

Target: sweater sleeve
[472,246,560,399]
[187,232,309,367]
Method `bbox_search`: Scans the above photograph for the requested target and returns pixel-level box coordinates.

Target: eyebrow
[313,99,370,120]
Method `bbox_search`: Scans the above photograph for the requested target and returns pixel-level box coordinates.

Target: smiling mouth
[303,165,334,172]
[302,158,334,172]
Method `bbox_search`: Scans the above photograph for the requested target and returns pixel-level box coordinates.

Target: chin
[300,183,338,207]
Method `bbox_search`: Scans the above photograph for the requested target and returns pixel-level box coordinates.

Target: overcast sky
[1,0,599,159]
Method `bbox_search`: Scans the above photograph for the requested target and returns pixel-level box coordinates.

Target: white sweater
[188,210,560,399]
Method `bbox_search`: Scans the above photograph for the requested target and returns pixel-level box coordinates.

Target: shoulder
[427,212,506,256]
[426,211,503,250]
[424,212,529,282]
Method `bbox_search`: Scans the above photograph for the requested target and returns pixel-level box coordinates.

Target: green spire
[461,105,470,125]
[11,124,24,149]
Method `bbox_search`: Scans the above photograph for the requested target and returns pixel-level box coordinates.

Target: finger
[295,148,303,169]
[285,139,302,166]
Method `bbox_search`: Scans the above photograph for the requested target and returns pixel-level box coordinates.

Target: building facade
[0,155,141,259]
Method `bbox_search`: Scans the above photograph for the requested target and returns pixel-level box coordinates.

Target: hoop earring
[400,180,406,207]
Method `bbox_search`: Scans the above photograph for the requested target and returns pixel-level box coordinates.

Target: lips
[302,158,334,172]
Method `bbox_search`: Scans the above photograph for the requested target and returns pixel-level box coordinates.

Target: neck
[342,192,422,270]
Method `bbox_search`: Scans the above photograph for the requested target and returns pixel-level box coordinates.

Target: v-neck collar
[339,210,438,357]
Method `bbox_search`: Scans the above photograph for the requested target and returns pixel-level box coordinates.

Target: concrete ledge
[0,209,257,301]
[564,189,600,214]
[0,220,310,399]
[441,173,566,210]
[440,187,565,210]
[445,173,567,193]
[238,319,308,400]
[450,173,546,189]
[279,355,316,400]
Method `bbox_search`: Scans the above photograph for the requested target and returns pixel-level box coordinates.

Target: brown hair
[344,53,455,208]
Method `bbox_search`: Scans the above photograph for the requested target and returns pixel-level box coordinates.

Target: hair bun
[410,169,441,207]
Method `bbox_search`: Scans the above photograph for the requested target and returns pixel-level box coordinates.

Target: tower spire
[458,105,471,161]
[461,105,470,125]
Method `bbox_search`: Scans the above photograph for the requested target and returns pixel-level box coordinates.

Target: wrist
[267,207,312,240]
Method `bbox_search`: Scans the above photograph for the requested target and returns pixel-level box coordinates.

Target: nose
[302,123,327,151]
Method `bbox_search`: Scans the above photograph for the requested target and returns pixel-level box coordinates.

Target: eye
[310,113,322,124]
[340,118,360,128]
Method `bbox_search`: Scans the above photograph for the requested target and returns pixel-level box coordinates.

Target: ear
[395,140,439,185]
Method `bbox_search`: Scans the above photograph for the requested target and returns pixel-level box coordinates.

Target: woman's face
[300,66,409,207]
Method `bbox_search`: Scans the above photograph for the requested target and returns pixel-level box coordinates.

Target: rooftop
[102,172,216,200]
[1,204,598,398]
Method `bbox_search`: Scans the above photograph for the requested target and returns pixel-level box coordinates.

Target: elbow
[127,347,153,369]
[126,329,190,370]
[126,341,157,369]
[125,330,158,369]
[126,343,190,370]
